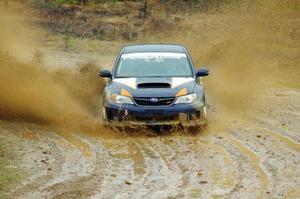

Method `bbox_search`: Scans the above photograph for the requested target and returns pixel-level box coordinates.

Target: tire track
[42,133,106,199]
[210,141,236,190]
[10,132,65,199]
[155,135,233,198]
[135,137,184,198]
[251,116,300,143]
[17,132,102,199]
[226,134,269,199]
[230,124,300,199]
[263,128,300,153]
[56,132,93,158]
[96,137,157,198]
[187,136,239,198]
[205,124,270,198]
[96,139,133,198]
[251,117,300,152]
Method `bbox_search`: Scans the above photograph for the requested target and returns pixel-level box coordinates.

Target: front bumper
[103,102,206,127]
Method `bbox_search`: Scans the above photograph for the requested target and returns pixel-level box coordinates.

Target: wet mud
[2,89,300,198]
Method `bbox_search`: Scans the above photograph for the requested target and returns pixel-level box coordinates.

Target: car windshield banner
[121,52,187,60]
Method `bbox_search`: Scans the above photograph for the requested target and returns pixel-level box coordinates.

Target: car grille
[133,97,175,106]
[132,115,178,122]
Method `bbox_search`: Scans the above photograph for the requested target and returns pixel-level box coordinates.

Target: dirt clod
[125,180,132,185]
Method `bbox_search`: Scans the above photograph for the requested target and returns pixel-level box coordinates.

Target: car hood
[112,77,196,98]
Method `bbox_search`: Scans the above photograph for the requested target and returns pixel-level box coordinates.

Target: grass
[0,139,20,194]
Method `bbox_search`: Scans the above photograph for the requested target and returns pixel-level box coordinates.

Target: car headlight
[111,94,134,104]
[175,93,197,104]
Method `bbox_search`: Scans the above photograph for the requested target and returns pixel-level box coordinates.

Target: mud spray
[0,0,299,134]
[0,13,105,134]
[177,0,300,124]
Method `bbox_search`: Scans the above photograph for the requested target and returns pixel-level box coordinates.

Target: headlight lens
[111,94,134,104]
[175,93,197,104]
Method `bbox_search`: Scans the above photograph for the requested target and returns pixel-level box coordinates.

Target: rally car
[99,44,209,128]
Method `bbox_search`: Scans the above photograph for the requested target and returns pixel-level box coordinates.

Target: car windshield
[115,52,193,77]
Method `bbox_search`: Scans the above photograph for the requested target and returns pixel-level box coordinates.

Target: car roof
[121,44,187,54]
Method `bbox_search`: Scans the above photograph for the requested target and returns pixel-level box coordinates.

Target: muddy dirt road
[1,86,299,199]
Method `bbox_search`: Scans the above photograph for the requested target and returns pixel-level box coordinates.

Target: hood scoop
[137,83,171,89]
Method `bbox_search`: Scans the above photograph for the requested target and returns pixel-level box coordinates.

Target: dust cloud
[0,14,105,133]
[182,0,300,118]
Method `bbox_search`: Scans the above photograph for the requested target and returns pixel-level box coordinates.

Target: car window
[115,52,193,77]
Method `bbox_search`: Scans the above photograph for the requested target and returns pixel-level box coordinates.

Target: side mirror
[99,69,112,78]
[196,67,209,77]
